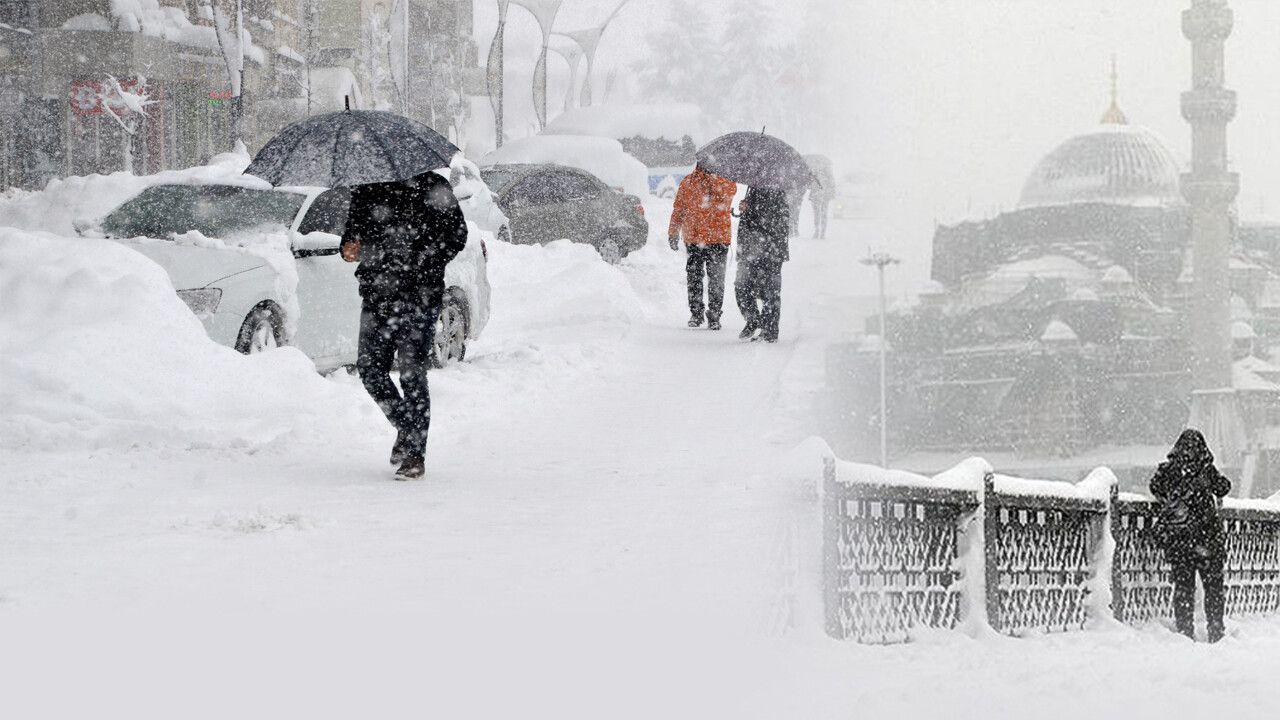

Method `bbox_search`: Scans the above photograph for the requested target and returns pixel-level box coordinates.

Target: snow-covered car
[479,163,648,263]
[95,181,492,372]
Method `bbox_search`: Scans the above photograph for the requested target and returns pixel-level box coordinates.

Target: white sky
[815,0,1280,292]
[471,0,1280,293]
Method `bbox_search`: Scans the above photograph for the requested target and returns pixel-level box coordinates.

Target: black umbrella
[244,108,460,187]
[696,131,816,190]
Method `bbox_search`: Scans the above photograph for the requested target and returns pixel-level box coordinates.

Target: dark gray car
[480,164,649,263]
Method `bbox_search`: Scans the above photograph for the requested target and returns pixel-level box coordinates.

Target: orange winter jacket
[668,167,737,246]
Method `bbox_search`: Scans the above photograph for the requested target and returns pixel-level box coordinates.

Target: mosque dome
[1018,125,1184,209]
[1019,60,1184,210]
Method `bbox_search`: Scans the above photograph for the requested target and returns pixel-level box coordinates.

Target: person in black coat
[340,171,468,480]
[735,186,790,342]
[1149,428,1232,641]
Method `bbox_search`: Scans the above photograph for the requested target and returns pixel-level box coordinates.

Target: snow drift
[0,229,376,452]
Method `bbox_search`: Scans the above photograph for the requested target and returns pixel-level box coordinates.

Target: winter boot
[708,317,722,331]
[395,455,425,481]
[390,430,408,466]
[739,322,757,340]
[688,313,705,328]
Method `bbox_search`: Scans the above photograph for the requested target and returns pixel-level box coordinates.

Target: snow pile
[543,103,724,145]
[481,238,646,332]
[829,455,990,492]
[445,154,508,235]
[0,230,376,452]
[62,13,113,31]
[0,147,262,236]
[480,136,650,198]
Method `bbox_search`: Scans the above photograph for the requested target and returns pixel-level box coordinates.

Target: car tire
[234,301,286,355]
[431,291,469,368]
[597,236,623,265]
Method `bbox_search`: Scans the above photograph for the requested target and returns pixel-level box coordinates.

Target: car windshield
[480,168,519,194]
[102,185,306,239]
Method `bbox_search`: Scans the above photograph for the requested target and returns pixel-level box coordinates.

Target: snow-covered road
[5,204,1280,718]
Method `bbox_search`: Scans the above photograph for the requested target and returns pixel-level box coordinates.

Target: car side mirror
[293,231,342,257]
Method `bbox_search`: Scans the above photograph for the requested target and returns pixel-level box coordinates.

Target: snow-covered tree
[633,0,811,138]
[98,76,156,174]
[207,0,246,142]
[633,0,724,118]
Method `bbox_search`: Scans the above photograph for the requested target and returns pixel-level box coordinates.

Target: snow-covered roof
[542,103,724,145]
[1231,294,1254,322]
[1233,363,1280,392]
[1236,355,1280,376]
[918,279,947,296]
[1018,124,1184,210]
[106,0,265,64]
[1232,320,1257,340]
[1040,319,1078,343]
[1101,264,1134,284]
[309,66,363,113]
[958,254,1096,310]
[62,13,113,31]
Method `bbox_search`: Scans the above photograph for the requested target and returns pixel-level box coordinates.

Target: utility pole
[861,251,899,467]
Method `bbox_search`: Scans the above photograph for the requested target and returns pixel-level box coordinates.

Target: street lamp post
[554,0,632,107]
[861,251,900,467]
[511,0,563,130]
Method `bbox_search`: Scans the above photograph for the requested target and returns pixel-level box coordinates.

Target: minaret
[1183,0,1245,471]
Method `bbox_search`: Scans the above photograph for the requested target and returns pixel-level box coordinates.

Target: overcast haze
[471,1,1279,295]
[814,0,1280,293]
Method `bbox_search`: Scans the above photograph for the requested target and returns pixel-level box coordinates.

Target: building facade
[0,0,477,190]
[868,92,1280,497]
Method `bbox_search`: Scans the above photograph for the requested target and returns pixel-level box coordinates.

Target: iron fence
[823,458,1280,642]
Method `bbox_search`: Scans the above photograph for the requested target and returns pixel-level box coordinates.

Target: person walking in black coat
[735,186,790,343]
[341,171,468,480]
[1149,428,1232,641]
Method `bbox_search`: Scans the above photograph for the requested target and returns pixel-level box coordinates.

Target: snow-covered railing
[1112,496,1280,624]
[822,455,1280,643]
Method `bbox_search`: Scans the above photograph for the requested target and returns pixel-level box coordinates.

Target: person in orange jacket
[669,165,737,329]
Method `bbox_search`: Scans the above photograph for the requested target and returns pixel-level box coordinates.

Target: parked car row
[91,156,650,372]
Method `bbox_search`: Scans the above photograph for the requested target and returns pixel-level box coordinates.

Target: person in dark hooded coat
[340,171,468,480]
[734,186,790,342]
[1149,428,1232,641]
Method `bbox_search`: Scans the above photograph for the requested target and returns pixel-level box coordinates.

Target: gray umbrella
[244,109,460,187]
[696,131,816,190]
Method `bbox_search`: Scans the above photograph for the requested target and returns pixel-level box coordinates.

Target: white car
[94,179,492,373]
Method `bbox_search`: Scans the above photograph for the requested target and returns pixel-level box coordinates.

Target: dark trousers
[686,244,729,320]
[735,258,783,338]
[356,296,440,458]
[1171,556,1225,639]
[812,199,829,239]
